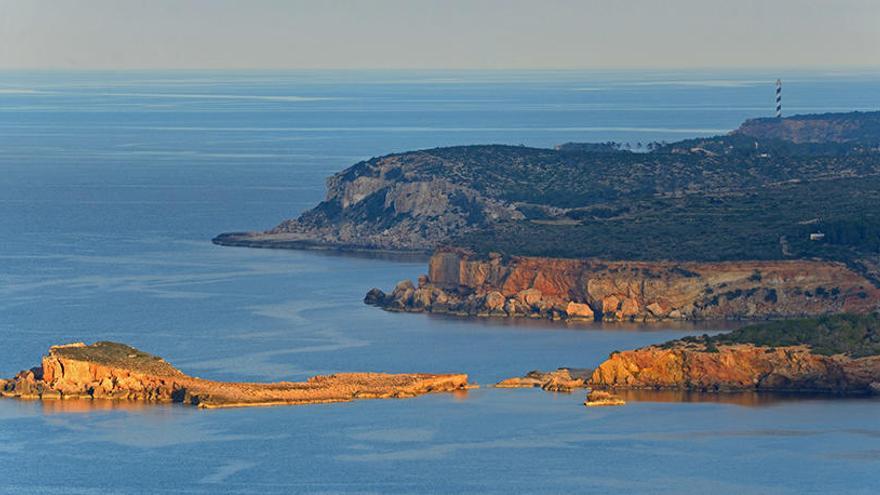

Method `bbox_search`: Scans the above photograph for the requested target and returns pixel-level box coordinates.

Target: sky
[1,0,878,70]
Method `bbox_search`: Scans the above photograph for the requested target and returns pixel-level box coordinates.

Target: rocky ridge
[366,250,880,322]
[0,342,470,408]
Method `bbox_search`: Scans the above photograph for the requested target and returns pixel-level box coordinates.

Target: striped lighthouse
[775,79,782,118]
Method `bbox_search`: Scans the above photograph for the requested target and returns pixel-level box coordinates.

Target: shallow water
[1,69,879,494]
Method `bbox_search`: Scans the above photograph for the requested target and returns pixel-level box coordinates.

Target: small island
[0,342,470,409]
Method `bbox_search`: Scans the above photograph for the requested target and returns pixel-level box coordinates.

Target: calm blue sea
[1,69,879,494]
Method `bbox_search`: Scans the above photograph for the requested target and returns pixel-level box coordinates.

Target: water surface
[1,70,878,494]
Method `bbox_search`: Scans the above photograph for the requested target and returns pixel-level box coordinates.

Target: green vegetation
[282,111,880,284]
[53,342,182,375]
[680,314,880,358]
[454,175,880,265]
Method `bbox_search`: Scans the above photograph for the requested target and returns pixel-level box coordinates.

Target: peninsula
[0,342,470,408]
[214,111,880,321]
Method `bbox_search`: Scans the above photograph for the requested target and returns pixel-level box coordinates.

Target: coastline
[212,232,431,258]
[366,250,880,323]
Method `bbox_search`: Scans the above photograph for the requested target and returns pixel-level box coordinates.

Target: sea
[1,69,878,494]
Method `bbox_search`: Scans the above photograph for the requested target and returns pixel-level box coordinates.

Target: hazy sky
[1,0,878,69]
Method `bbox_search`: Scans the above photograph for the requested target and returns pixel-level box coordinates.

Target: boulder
[584,390,625,407]
[602,295,620,314]
[363,288,386,305]
[619,297,640,318]
[483,291,506,312]
[518,288,544,306]
[394,279,415,294]
[646,302,667,317]
[565,302,595,320]
[504,298,521,315]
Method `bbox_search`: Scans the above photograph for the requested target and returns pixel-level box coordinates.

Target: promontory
[589,313,880,394]
[214,111,880,321]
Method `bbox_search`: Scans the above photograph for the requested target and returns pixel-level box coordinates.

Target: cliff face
[733,111,880,145]
[366,250,880,321]
[1,342,469,408]
[213,150,522,252]
[589,343,880,394]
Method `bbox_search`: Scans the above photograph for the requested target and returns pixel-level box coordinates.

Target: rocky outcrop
[1,342,470,409]
[213,150,522,252]
[589,342,880,394]
[495,368,591,392]
[366,250,880,322]
[734,111,880,145]
[584,390,625,407]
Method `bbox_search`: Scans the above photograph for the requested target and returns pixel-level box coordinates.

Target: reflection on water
[36,398,179,415]
[423,311,744,333]
[615,389,880,407]
[2,70,880,493]
[451,389,471,402]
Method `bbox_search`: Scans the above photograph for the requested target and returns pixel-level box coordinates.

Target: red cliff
[589,343,880,394]
[366,250,879,322]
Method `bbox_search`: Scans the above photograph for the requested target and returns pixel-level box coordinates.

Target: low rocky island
[0,342,470,409]
[495,368,591,392]
[589,313,880,395]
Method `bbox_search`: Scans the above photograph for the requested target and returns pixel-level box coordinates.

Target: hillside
[733,111,880,146]
[214,111,880,283]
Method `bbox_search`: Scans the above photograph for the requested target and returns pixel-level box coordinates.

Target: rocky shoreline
[365,250,880,322]
[0,342,470,409]
[590,342,880,395]
[496,314,880,400]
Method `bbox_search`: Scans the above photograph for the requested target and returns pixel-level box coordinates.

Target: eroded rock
[496,368,592,393]
[1,342,470,409]
[366,250,880,322]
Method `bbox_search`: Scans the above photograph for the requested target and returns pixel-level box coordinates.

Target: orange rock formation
[495,368,591,392]
[589,343,880,394]
[367,250,879,322]
[1,342,470,409]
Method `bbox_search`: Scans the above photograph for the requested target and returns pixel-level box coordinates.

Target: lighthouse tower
[775,79,782,118]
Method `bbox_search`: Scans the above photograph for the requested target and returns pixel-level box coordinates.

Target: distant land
[215,111,880,321]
